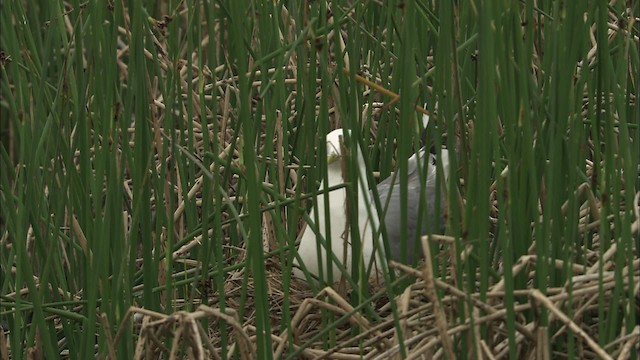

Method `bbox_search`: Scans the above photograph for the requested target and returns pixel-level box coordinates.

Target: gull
[293,126,449,284]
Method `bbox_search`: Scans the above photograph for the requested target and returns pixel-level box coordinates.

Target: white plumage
[293,127,449,284]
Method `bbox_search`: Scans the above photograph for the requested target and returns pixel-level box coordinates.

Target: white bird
[293,127,450,284]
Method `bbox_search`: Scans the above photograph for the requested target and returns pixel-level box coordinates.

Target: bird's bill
[327,152,341,164]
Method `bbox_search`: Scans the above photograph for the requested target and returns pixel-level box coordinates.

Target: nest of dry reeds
[122,184,639,359]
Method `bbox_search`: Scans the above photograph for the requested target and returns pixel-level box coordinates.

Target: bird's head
[325,128,347,163]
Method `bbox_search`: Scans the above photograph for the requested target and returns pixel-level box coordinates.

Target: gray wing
[373,150,446,264]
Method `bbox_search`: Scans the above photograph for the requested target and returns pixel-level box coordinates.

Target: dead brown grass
[106,2,639,359]
[4,2,637,359]
[121,222,639,359]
